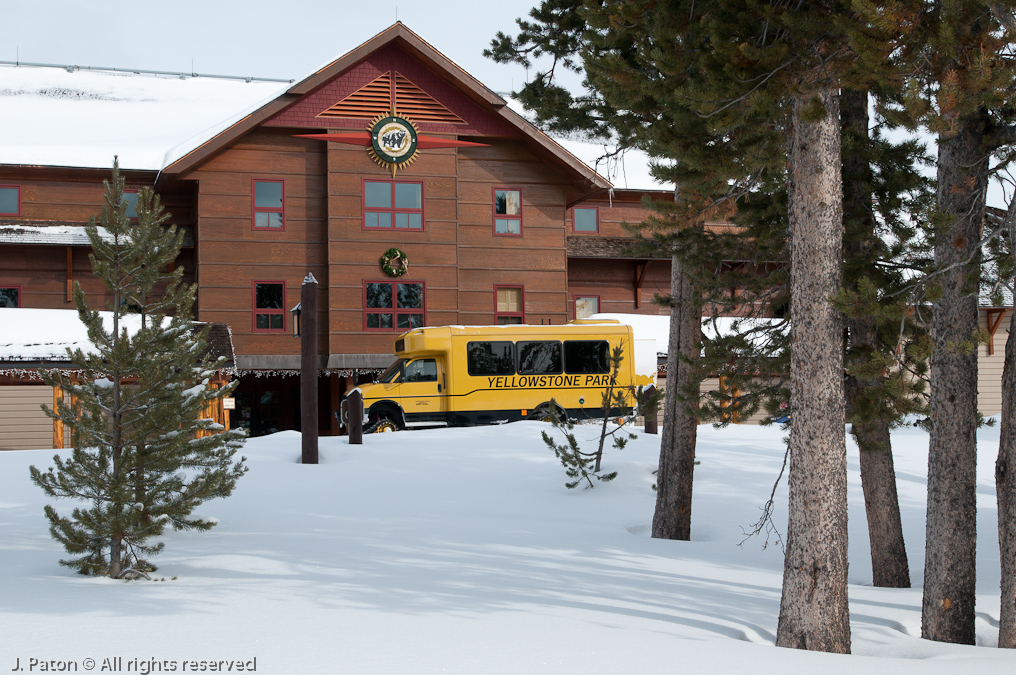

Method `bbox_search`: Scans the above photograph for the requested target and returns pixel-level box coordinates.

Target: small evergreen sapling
[30,160,247,579]
[542,344,660,489]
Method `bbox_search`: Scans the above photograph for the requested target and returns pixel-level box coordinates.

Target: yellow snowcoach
[347,320,656,432]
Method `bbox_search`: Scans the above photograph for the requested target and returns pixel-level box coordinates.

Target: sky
[6,1,546,95]
[6,1,1012,207]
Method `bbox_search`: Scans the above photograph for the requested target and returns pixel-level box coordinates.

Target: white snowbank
[0,421,1010,673]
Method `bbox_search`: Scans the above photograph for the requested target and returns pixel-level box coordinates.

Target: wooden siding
[0,169,197,311]
[0,385,52,451]
[979,307,1011,416]
[0,171,194,227]
[185,128,329,358]
[2,244,195,310]
[570,193,672,238]
[568,258,671,317]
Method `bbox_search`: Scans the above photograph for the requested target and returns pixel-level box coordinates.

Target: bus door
[397,358,448,424]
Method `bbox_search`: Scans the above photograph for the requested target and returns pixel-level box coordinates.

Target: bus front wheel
[365,406,403,433]
[366,418,399,433]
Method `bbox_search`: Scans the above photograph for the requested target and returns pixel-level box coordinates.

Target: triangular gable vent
[317,71,466,124]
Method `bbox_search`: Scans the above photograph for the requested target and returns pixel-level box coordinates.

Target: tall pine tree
[886,0,1016,643]
[31,160,247,579]
[487,0,775,542]
[992,195,1016,647]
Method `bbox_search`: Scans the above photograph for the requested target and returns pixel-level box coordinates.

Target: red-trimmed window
[0,285,21,308]
[253,281,286,332]
[253,179,285,230]
[496,285,524,324]
[364,280,425,331]
[493,188,522,236]
[122,189,139,220]
[572,206,599,233]
[363,180,424,230]
[0,186,21,216]
[574,295,599,319]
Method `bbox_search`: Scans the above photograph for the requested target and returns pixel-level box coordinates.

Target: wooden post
[52,385,64,449]
[644,384,658,435]
[66,247,74,302]
[301,273,319,464]
[348,390,363,445]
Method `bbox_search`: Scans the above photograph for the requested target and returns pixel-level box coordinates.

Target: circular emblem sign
[370,115,419,166]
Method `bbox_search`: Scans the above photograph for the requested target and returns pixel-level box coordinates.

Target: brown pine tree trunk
[852,419,911,587]
[997,305,1016,647]
[652,250,700,541]
[775,87,850,654]
[922,111,985,645]
[108,535,124,578]
[841,88,911,589]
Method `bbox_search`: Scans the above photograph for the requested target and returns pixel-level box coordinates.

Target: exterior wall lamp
[290,302,301,338]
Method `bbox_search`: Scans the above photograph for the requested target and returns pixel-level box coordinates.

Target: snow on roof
[0,224,103,246]
[980,283,1014,308]
[0,64,288,171]
[0,223,193,247]
[1,59,667,189]
[0,308,149,362]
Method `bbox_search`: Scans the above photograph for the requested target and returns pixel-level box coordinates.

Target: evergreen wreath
[380,247,409,277]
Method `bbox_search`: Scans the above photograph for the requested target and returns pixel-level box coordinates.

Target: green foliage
[541,406,617,490]
[30,159,247,579]
[541,344,659,489]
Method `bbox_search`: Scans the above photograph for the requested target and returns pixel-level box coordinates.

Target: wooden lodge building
[0,23,675,445]
[1,23,1010,448]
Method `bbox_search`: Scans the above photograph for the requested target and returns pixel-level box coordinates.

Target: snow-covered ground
[1,421,1014,674]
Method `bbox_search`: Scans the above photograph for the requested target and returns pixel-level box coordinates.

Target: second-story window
[0,186,21,216]
[495,285,524,324]
[493,188,522,236]
[364,280,425,330]
[573,206,599,233]
[575,295,599,319]
[123,190,139,220]
[253,281,286,332]
[364,180,423,230]
[253,180,285,230]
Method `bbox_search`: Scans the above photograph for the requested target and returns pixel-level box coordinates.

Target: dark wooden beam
[987,308,1007,356]
[65,246,73,303]
[634,261,650,309]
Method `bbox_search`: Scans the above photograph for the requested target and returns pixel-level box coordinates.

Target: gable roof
[160,23,611,191]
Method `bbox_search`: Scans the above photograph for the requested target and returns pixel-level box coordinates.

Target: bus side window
[467,341,515,376]
[564,340,610,374]
[405,359,438,382]
[517,341,562,375]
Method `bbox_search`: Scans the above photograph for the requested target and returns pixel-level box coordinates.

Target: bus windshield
[377,360,404,383]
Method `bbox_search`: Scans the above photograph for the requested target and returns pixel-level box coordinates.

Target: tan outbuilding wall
[979,307,1011,416]
[0,385,53,451]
